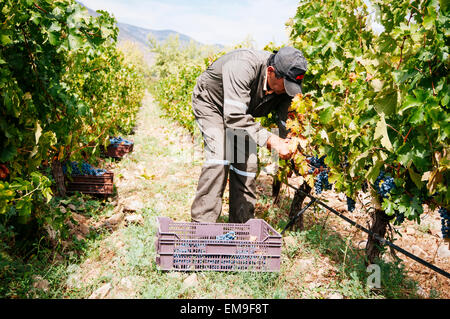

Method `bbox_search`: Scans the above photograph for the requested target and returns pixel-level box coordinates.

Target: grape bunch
[439,207,449,239]
[81,162,107,176]
[110,136,133,148]
[307,155,326,172]
[306,155,331,195]
[393,212,405,225]
[315,170,331,194]
[374,171,395,198]
[346,196,356,212]
[341,155,349,169]
[216,231,236,241]
[63,161,106,176]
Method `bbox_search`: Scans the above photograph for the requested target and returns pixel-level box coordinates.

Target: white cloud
[80,0,299,49]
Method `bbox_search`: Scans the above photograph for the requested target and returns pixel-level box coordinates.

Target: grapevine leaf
[373,89,397,116]
[398,150,414,167]
[350,150,369,178]
[319,129,329,143]
[439,0,449,12]
[68,32,84,51]
[410,197,423,217]
[16,199,32,217]
[409,106,425,124]
[423,6,437,30]
[319,107,333,124]
[366,160,383,183]
[0,144,17,162]
[370,79,384,92]
[374,114,393,151]
[381,198,396,216]
[48,32,60,46]
[48,22,62,33]
[29,145,38,159]
[0,34,12,45]
[35,122,42,145]
[379,35,396,52]
[399,94,422,114]
[427,169,443,195]
[408,167,424,189]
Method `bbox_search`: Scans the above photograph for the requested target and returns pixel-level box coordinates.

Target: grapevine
[281,0,449,260]
[0,0,145,246]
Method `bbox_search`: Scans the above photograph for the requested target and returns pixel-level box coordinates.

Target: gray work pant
[190,96,258,224]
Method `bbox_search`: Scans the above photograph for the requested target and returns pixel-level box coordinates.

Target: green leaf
[379,35,396,52]
[0,144,17,162]
[48,32,60,46]
[366,160,383,183]
[410,197,423,216]
[408,167,424,189]
[76,102,88,116]
[374,89,397,116]
[398,151,415,167]
[423,5,437,30]
[48,22,62,33]
[412,148,429,171]
[350,150,369,178]
[374,114,393,151]
[409,106,425,124]
[68,32,84,51]
[441,94,449,107]
[382,198,396,216]
[16,199,32,217]
[439,0,449,12]
[370,79,384,92]
[423,15,435,30]
[399,94,422,114]
[0,34,12,45]
[42,187,53,203]
[319,107,333,124]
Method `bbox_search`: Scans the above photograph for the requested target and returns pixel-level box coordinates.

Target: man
[191,46,308,223]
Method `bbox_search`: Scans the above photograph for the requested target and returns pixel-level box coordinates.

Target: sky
[80,0,300,49]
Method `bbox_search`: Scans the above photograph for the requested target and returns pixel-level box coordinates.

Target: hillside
[78,2,205,65]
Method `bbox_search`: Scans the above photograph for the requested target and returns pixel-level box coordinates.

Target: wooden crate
[102,143,134,159]
[65,172,114,196]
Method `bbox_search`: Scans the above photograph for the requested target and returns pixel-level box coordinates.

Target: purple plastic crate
[155,216,282,272]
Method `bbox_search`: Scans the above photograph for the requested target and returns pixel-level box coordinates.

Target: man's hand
[267,135,294,160]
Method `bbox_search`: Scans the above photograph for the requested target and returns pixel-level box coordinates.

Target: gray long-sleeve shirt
[193,49,291,146]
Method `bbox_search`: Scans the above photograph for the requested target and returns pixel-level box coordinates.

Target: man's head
[267,47,308,96]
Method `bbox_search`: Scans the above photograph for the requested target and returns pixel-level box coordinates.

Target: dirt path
[62,92,449,299]
[64,93,203,298]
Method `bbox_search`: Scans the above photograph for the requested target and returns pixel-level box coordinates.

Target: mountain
[116,22,198,47]
[81,2,198,45]
[78,2,209,65]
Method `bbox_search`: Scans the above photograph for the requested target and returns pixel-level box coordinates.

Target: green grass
[296,222,418,299]
[0,191,117,299]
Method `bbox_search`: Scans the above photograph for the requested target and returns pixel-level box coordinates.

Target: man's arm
[266,135,293,159]
[222,60,272,147]
[222,61,293,159]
